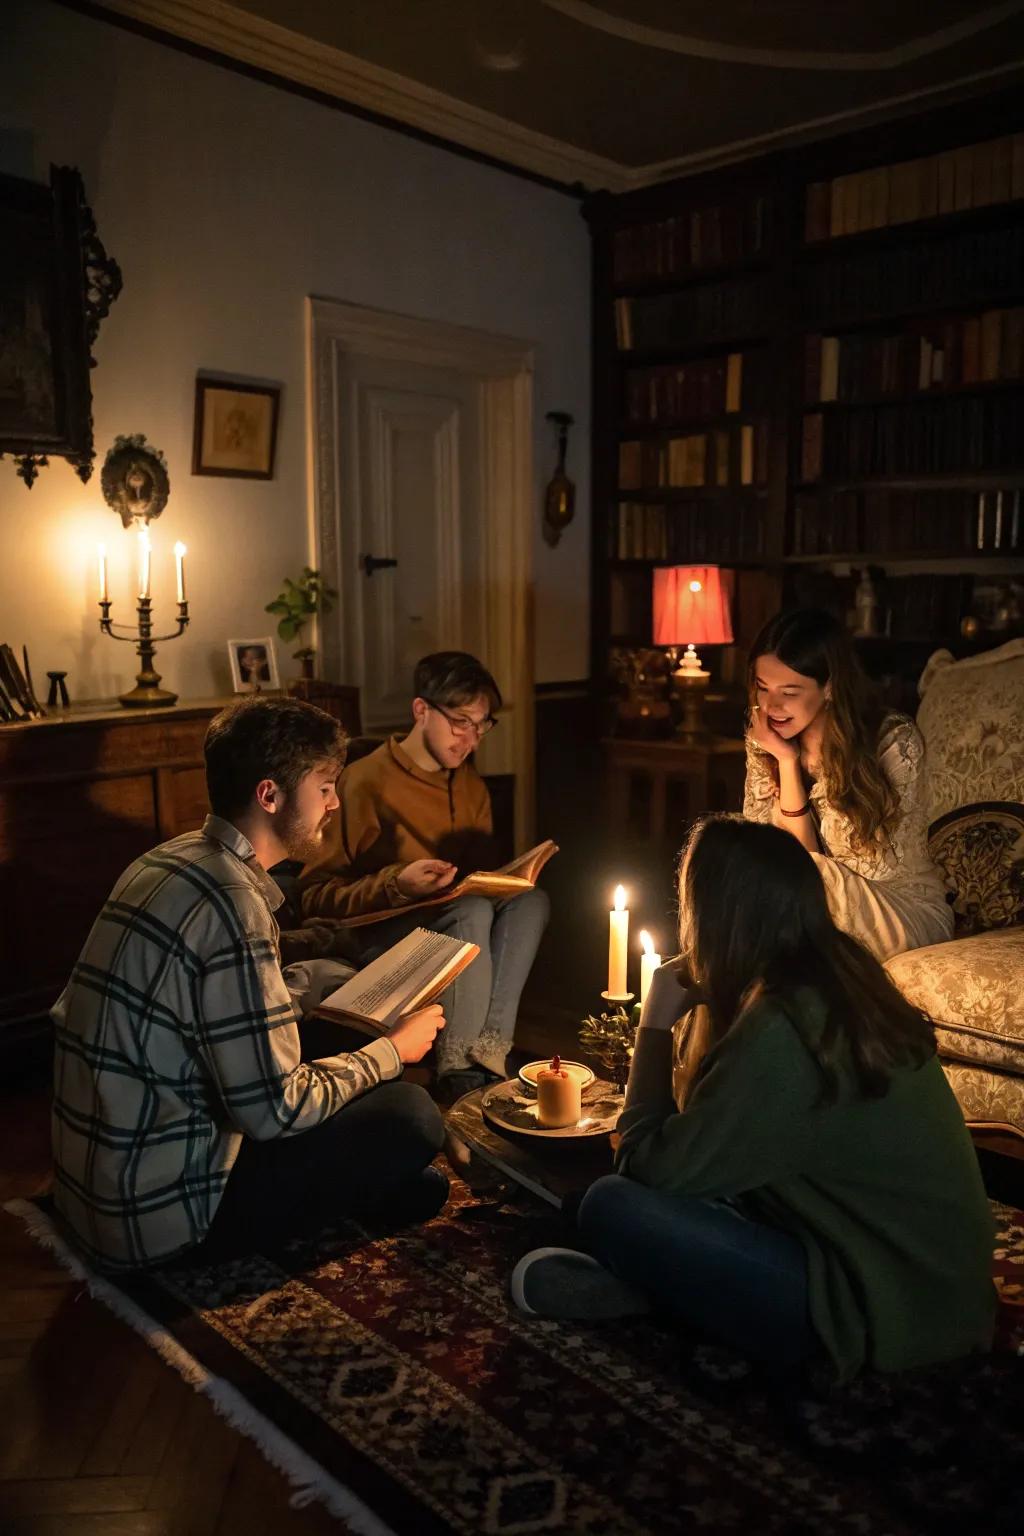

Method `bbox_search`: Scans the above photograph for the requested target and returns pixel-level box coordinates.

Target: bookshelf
[586,87,1024,710]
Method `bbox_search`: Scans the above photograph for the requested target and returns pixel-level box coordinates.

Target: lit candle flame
[640,930,654,955]
[613,884,627,912]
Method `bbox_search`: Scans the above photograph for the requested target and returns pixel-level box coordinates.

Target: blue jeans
[578,1174,816,1365]
[347,888,550,1076]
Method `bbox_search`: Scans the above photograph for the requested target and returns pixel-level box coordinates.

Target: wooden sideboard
[0,700,227,1039]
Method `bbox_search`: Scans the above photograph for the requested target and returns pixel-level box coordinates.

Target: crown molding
[73,0,1024,194]
[541,0,1024,73]
[85,0,627,190]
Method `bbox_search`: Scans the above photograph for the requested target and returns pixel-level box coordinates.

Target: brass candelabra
[99,595,189,708]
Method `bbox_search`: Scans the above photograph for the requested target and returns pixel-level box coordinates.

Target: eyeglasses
[425,701,498,738]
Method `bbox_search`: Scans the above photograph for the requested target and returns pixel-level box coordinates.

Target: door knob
[360,553,399,577]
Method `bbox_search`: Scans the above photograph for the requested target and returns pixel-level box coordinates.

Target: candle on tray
[174,541,187,604]
[97,544,108,604]
[138,528,152,600]
[639,930,661,1007]
[536,1055,581,1129]
[607,884,629,998]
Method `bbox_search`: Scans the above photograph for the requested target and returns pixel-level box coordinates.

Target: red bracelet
[779,802,811,818]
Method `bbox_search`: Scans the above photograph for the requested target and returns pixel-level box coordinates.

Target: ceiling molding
[541,0,1024,73]
[89,0,627,189]
[80,0,1024,192]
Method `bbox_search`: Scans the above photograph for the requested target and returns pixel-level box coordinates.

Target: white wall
[0,0,591,699]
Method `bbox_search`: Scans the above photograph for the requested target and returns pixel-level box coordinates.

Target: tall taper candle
[174,542,187,604]
[608,884,629,998]
[639,930,662,1007]
[97,544,108,603]
[138,528,151,599]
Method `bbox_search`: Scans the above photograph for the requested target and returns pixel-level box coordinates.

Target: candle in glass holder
[536,1055,581,1128]
[607,884,629,997]
[97,544,108,603]
[639,930,661,1007]
[174,542,187,603]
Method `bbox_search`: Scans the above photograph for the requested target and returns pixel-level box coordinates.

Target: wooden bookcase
[585,85,1024,710]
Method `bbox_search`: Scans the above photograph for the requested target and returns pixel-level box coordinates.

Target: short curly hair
[204,697,345,819]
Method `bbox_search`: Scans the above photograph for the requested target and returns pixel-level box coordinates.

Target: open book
[338,839,559,930]
[316,926,479,1035]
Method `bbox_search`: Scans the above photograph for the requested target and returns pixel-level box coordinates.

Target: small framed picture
[192,377,280,479]
[227,637,281,693]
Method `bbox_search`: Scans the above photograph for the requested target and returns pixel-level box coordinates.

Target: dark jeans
[578,1174,816,1365]
[192,1016,445,1260]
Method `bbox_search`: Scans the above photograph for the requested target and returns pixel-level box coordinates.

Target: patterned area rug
[9,1187,1024,1535]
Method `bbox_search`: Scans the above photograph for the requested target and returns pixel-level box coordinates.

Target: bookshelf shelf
[587,89,1024,699]
[795,475,1024,493]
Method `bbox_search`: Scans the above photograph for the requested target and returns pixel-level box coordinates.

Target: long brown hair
[748,608,899,851]
[676,816,934,1104]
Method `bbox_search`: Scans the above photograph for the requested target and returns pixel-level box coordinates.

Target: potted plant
[265,567,337,679]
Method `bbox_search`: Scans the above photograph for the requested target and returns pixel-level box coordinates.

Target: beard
[278,804,331,864]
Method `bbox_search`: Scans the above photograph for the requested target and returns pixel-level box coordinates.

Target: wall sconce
[542,411,575,547]
[100,434,170,528]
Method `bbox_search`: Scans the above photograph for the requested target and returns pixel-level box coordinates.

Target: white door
[308,299,534,840]
[342,355,483,733]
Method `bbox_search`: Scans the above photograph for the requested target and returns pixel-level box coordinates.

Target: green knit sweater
[616,993,995,1381]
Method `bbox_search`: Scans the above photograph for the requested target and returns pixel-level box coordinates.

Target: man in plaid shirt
[52,697,447,1271]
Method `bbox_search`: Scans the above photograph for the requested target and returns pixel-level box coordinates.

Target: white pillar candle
[174,541,187,603]
[536,1056,582,1128]
[138,528,151,599]
[97,544,108,603]
[608,884,629,997]
[639,930,662,1007]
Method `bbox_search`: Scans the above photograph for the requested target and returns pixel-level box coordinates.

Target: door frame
[306,296,536,844]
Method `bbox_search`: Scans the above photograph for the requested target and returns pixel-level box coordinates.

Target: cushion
[940,1060,1024,1135]
[916,639,1024,825]
[885,927,1024,1073]
[928,802,1024,935]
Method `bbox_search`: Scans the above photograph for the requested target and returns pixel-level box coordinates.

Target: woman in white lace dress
[743,609,952,962]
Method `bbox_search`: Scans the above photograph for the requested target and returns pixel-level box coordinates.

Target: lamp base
[669,667,710,742]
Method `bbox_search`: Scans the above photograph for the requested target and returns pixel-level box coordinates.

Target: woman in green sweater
[511,817,995,1380]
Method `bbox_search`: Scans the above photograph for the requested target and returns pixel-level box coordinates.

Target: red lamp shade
[652,566,734,647]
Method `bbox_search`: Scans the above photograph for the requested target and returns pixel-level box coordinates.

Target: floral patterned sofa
[884,639,1024,1137]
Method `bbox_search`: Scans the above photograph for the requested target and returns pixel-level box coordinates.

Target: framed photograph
[0,166,121,488]
[193,377,280,479]
[227,637,281,693]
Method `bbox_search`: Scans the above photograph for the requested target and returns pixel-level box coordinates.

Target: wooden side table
[602,735,747,843]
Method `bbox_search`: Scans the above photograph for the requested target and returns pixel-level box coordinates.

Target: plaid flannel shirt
[52,815,400,1271]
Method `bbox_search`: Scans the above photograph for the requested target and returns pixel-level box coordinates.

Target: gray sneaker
[510,1246,652,1320]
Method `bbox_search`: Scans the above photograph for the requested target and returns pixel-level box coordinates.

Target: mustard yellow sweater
[298,735,493,920]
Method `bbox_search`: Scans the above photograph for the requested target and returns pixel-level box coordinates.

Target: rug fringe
[4,1199,398,1534]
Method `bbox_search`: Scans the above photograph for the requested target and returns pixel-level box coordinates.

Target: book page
[335,839,558,928]
[318,927,476,1029]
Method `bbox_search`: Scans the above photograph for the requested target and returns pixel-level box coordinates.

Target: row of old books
[619,421,769,490]
[623,351,769,424]
[801,223,1024,330]
[0,644,45,723]
[804,309,1024,403]
[614,271,772,353]
[612,194,772,286]
[805,133,1024,243]
[789,488,1024,558]
[612,500,767,564]
[800,395,1024,482]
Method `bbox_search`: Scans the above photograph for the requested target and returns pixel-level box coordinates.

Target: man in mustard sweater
[299,652,549,1100]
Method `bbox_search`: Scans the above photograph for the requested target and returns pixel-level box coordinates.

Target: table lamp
[652,565,734,740]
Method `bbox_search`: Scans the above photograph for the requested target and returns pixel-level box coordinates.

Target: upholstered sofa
[885,638,1024,1137]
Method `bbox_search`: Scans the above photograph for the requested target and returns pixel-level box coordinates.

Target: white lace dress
[742,716,954,962]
